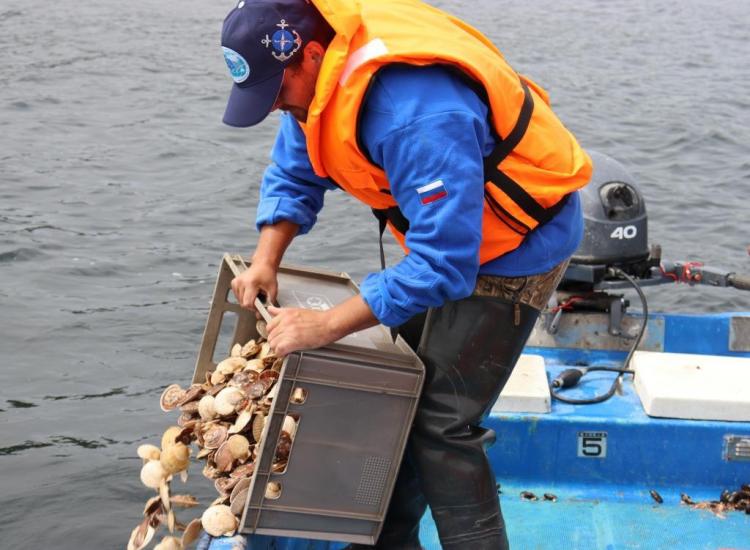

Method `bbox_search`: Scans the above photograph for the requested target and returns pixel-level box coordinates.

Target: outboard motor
[561,151,660,289]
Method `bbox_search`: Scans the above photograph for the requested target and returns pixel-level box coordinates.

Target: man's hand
[231,261,278,311]
[232,220,300,311]
[266,306,337,356]
[265,295,380,356]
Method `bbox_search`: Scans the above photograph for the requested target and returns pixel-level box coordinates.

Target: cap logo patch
[222,47,250,83]
[261,19,302,62]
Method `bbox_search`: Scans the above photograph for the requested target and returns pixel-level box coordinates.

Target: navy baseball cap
[221,0,325,127]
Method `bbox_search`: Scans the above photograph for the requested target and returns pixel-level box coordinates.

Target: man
[221,0,591,548]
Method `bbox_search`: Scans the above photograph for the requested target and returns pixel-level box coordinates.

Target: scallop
[245,358,264,373]
[210,370,227,386]
[228,407,254,434]
[216,356,247,376]
[198,395,217,421]
[202,423,229,450]
[227,435,251,461]
[160,384,185,412]
[140,460,167,489]
[127,518,155,550]
[256,320,268,339]
[240,339,260,358]
[161,426,182,451]
[161,442,190,475]
[214,476,240,495]
[137,444,161,463]
[214,442,236,473]
[201,504,239,537]
[265,482,282,499]
[181,518,202,549]
[230,343,242,357]
[214,387,245,416]
[153,536,182,550]
[230,487,249,516]
[177,384,204,406]
[252,413,266,443]
[229,462,255,479]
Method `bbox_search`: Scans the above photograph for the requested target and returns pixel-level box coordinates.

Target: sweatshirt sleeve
[256,112,338,235]
[359,108,487,326]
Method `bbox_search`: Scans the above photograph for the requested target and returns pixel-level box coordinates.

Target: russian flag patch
[417,179,448,205]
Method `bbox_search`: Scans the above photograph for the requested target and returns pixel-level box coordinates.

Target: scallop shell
[265,482,282,500]
[230,487,249,516]
[202,424,229,450]
[154,536,181,550]
[227,435,251,461]
[214,475,240,496]
[127,517,155,550]
[140,460,167,489]
[177,384,205,406]
[231,343,242,357]
[241,339,261,358]
[247,381,268,400]
[137,444,161,463]
[282,416,298,440]
[160,442,190,475]
[256,320,268,339]
[181,518,202,549]
[252,414,266,443]
[161,426,182,451]
[179,401,200,415]
[160,384,185,412]
[214,387,245,416]
[202,463,221,480]
[170,494,198,508]
[214,441,236,473]
[201,504,239,537]
[245,358,265,373]
[210,370,227,386]
[198,395,217,421]
[143,495,162,517]
[196,447,214,460]
[258,341,272,360]
[229,462,255,478]
[228,371,257,389]
[217,356,247,376]
[177,412,198,429]
[207,382,227,397]
[228,405,255,435]
[230,477,252,503]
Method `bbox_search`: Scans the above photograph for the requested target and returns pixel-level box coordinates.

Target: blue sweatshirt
[257,65,583,327]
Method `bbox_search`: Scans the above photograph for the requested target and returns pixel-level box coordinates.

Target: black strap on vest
[371,78,569,238]
[483,81,570,230]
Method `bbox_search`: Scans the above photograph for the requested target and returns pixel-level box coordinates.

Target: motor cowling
[560,152,659,289]
[572,151,649,266]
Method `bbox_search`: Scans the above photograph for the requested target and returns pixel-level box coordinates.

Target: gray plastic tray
[192,254,425,544]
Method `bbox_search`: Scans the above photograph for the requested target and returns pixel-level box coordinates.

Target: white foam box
[492,354,551,414]
[632,350,750,421]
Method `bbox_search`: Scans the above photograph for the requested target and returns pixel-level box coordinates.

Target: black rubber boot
[410,295,540,550]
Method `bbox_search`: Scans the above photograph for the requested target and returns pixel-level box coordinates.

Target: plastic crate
[192,254,425,545]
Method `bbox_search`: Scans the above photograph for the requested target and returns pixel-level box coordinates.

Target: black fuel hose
[550,267,647,405]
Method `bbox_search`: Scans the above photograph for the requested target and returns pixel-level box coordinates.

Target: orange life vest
[302,0,592,264]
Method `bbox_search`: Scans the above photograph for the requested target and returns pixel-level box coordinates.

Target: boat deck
[207,312,750,549]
